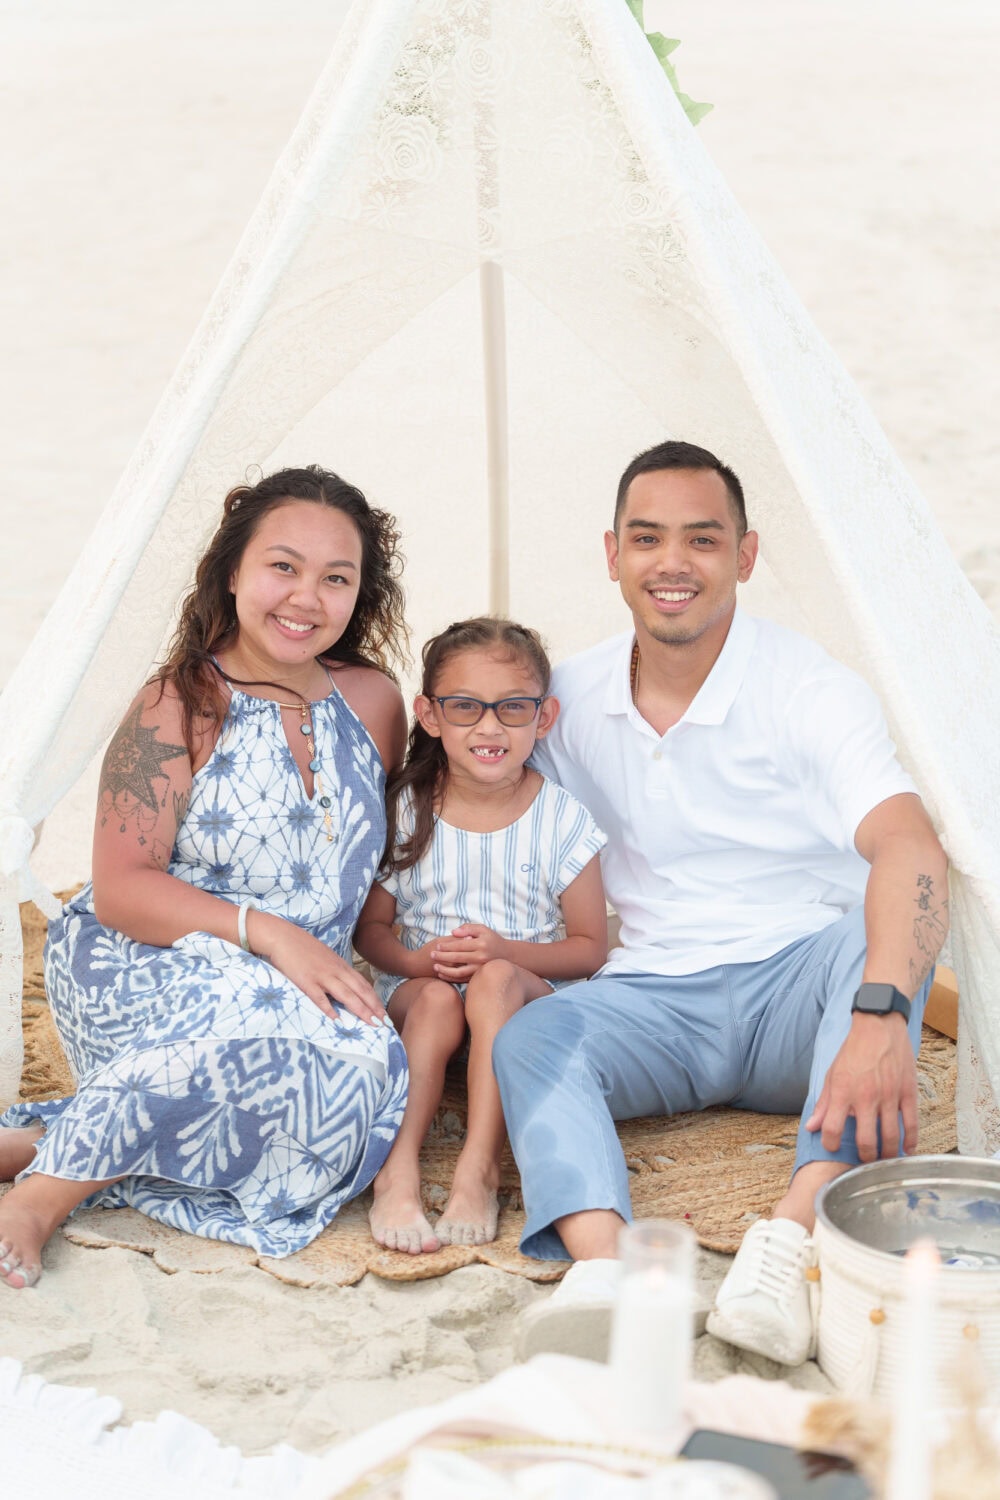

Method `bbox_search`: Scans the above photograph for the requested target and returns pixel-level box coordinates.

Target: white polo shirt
[532,609,917,976]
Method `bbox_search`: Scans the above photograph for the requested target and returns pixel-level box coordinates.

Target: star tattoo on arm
[98,706,189,841]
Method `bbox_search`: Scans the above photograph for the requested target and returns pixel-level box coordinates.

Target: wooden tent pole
[479,257,510,617]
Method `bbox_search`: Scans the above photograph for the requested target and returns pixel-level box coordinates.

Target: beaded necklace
[629,639,640,703]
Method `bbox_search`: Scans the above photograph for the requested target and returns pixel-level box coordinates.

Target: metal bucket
[817,1154,1000,1265]
[813,1156,1000,1399]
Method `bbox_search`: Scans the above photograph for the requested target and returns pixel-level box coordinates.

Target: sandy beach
[1,0,996,1459]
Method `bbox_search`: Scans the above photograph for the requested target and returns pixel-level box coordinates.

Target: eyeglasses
[430,695,545,727]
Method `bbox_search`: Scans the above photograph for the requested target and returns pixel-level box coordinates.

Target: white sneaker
[516,1258,622,1363]
[706,1218,816,1366]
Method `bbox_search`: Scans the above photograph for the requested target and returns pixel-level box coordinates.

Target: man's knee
[492,997,549,1079]
[494,994,590,1086]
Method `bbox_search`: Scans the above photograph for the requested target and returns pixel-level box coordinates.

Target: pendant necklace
[272,687,336,844]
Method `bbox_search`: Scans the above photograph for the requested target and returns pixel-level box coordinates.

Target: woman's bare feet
[0,1167,119,1289]
[0,1198,45,1288]
[0,1125,44,1182]
[369,1171,440,1255]
[435,1161,500,1247]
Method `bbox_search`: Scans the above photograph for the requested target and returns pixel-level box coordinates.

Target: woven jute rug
[13,899,957,1285]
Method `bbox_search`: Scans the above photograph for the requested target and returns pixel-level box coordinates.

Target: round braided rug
[15,899,957,1283]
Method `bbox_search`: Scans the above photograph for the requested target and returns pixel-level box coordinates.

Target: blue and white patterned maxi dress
[2,686,408,1256]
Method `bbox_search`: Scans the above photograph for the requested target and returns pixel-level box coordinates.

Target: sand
[0,0,995,1460]
[1,1224,831,1455]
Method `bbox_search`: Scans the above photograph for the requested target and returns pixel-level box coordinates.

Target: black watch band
[851,982,911,1024]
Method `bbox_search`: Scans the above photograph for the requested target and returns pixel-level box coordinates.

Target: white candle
[610,1261,692,1441]
[885,1237,940,1500]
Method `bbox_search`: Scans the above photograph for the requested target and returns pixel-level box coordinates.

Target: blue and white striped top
[372,777,607,1004]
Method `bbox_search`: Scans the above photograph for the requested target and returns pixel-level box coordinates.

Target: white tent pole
[479,257,511,617]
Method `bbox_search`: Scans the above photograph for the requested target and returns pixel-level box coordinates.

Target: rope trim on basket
[814,1220,1000,1401]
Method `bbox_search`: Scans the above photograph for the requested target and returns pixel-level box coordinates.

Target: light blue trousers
[493,908,931,1260]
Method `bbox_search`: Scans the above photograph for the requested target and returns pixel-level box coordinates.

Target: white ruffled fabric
[0,1357,314,1499]
[0,0,997,1139]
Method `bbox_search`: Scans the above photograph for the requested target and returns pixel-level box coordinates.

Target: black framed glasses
[430,695,545,727]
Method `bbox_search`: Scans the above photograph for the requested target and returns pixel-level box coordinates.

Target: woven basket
[813,1156,1000,1402]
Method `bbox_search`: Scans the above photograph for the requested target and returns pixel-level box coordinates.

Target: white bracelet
[237,901,256,953]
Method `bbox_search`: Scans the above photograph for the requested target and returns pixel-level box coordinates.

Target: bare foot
[436,1180,500,1247]
[0,1169,119,1289]
[0,1126,44,1182]
[369,1180,440,1255]
[0,1199,45,1289]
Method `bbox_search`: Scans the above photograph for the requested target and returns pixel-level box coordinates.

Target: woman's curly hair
[155,466,407,750]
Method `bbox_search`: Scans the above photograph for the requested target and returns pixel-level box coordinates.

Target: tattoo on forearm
[98,706,188,842]
[910,872,949,989]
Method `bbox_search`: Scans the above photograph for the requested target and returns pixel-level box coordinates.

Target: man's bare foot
[0,1200,45,1289]
[0,1126,44,1182]
[369,1179,440,1255]
[436,1179,500,1247]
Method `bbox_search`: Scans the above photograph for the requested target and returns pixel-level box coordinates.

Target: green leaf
[678,94,713,126]
[624,3,713,125]
[646,31,681,61]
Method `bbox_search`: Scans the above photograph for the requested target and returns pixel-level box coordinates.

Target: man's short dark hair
[614,441,748,536]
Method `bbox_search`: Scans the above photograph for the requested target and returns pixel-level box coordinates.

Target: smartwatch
[851,982,911,1024]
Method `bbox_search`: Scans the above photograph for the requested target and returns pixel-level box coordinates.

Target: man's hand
[431,924,509,982]
[806,1013,919,1161]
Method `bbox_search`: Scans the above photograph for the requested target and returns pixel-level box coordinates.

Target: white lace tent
[1,0,998,1144]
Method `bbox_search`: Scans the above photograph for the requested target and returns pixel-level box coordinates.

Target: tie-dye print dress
[2,685,408,1255]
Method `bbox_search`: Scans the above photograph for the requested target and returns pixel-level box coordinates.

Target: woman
[0,466,409,1288]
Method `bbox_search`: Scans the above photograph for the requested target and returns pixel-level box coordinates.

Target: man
[493,440,948,1366]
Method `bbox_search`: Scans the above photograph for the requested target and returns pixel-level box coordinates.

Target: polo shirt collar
[683,607,758,725]
[603,632,639,717]
[602,609,758,726]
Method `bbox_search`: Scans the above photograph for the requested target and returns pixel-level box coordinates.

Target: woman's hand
[249,911,386,1026]
[431,924,509,982]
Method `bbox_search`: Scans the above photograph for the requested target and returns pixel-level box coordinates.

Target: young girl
[354,617,608,1255]
[0,466,410,1288]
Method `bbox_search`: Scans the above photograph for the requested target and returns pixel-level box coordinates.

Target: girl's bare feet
[369,1172,440,1255]
[0,1125,44,1181]
[435,1159,500,1247]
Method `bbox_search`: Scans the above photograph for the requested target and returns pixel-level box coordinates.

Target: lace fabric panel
[0,0,997,1142]
[0,885,23,1102]
[953,876,1000,1154]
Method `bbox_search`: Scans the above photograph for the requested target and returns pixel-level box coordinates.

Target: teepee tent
[1,0,998,1146]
